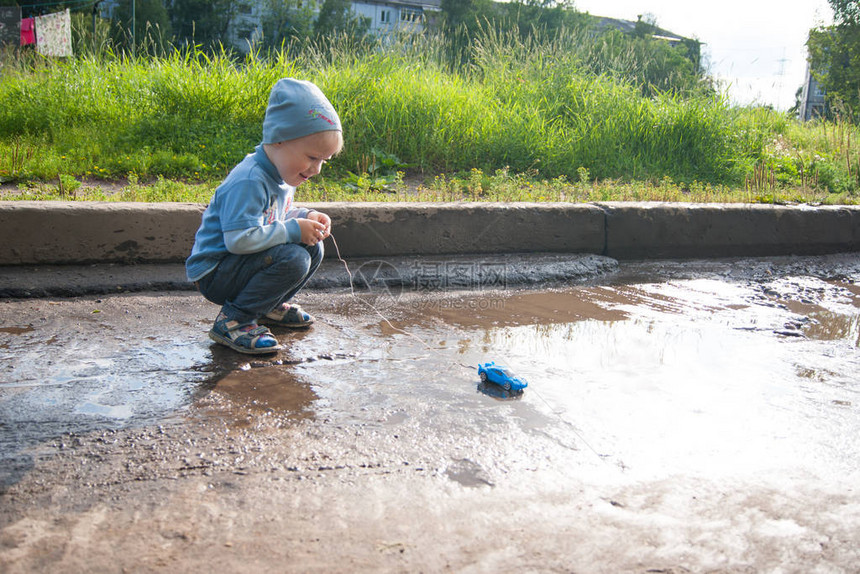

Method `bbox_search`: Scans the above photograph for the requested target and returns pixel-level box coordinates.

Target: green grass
[1,168,842,206]
[1,30,859,205]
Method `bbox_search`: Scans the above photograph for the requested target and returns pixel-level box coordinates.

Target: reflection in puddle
[767,278,860,344]
[309,274,860,482]
[476,381,524,401]
[3,261,857,490]
[805,309,860,345]
[212,366,316,420]
[485,279,858,479]
[445,458,493,488]
[0,335,213,488]
[0,325,35,336]
[77,401,133,419]
[428,289,628,328]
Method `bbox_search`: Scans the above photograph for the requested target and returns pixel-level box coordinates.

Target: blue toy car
[477,361,528,392]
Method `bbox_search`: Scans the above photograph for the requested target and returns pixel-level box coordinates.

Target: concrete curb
[599,202,860,259]
[0,201,858,266]
[0,253,620,298]
[0,201,204,265]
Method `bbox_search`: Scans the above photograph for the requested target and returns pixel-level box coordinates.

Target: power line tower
[775,47,789,109]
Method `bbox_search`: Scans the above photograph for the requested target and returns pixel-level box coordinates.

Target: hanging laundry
[20,17,35,46]
[35,8,72,57]
[0,5,21,46]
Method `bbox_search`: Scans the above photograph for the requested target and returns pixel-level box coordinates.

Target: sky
[572,0,834,110]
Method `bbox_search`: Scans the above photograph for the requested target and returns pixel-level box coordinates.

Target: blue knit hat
[262,78,342,144]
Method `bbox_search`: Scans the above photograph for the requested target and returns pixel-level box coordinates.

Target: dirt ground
[0,173,431,200]
[1,254,859,573]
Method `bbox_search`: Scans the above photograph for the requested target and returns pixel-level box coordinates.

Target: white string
[329,233,466,363]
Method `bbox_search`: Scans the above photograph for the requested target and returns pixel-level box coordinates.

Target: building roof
[593,16,692,44]
[356,0,441,10]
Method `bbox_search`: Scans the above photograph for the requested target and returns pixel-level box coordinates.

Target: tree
[627,13,705,88]
[257,0,315,47]
[830,0,860,24]
[314,0,369,38]
[169,0,239,48]
[440,0,495,36]
[633,13,659,38]
[111,0,171,51]
[439,0,496,69]
[496,0,589,39]
[807,0,860,116]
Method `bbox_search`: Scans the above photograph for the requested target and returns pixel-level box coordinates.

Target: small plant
[0,138,35,182]
[344,147,408,192]
[468,168,484,198]
[577,167,590,185]
[57,174,82,198]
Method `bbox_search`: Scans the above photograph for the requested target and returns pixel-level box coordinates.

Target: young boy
[186,78,342,354]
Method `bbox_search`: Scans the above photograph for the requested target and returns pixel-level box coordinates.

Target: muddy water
[300,271,860,485]
[1,256,860,571]
[0,256,858,492]
[0,295,215,486]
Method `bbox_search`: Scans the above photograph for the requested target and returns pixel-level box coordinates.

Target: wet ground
[1,253,859,572]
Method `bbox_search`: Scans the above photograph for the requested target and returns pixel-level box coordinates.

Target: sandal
[209,318,283,355]
[260,303,315,329]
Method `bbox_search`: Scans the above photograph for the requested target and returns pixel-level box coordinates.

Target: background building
[798,62,827,121]
[351,0,440,35]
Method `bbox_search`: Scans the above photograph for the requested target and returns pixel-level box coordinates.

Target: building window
[380,9,392,23]
[400,7,422,23]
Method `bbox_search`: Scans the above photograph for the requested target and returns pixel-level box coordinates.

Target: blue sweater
[185,145,310,282]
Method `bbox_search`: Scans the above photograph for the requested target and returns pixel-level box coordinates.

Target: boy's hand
[297,217,328,245]
[307,211,332,237]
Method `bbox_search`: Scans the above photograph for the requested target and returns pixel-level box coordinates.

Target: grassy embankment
[0,31,858,205]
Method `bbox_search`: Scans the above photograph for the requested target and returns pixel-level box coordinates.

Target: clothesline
[20,8,73,57]
[2,1,90,57]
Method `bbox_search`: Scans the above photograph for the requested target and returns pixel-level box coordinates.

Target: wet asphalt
[1,252,859,572]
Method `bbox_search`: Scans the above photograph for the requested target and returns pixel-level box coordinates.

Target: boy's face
[265,131,342,187]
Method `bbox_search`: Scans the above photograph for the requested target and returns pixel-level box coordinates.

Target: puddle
[476,381,525,401]
[305,273,860,482]
[429,289,629,327]
[210,365,316,420]
[0,301,218,487]
[0,325,35,336]
[445,458,494,487]
[0,258,858,490]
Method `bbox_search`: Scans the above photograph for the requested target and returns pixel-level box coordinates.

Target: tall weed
[0,30,857,197]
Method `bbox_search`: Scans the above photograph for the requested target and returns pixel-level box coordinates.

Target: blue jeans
[197,242,323,325]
